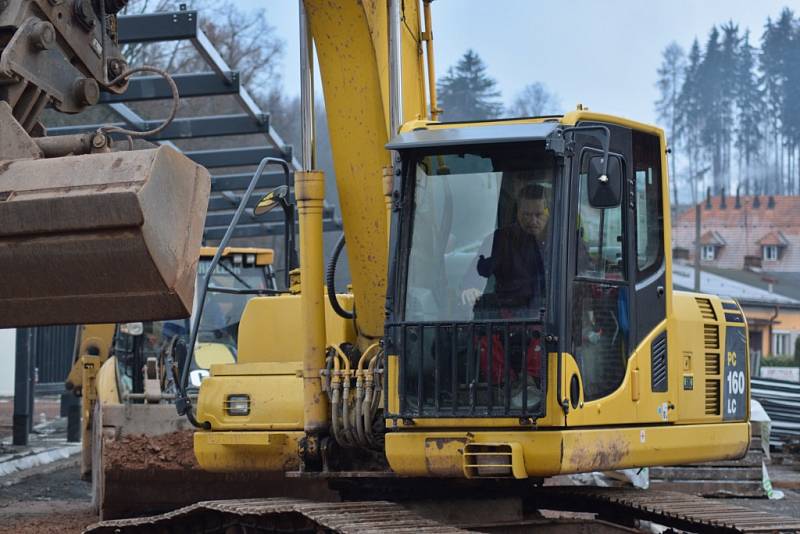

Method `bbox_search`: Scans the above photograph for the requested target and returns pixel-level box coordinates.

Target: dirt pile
[104,430,198,471]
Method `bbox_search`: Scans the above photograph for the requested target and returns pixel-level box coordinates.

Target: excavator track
[85,488,800,533]
[538,487,800,533]
[85,499,469,533]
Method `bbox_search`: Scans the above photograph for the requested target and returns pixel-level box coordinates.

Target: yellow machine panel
[237,293,355,364]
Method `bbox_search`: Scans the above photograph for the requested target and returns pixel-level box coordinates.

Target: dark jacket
[475,225,545,308]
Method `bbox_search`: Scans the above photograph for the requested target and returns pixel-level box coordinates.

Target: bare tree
[508,83,561,117]
[122,0,284,98]
[655,42,686,207]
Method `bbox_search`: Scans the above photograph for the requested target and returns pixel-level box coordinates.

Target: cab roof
[386,122,558,151]
[200,246,273,265]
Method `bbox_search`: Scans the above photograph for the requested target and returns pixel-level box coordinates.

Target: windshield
[197,258,269,345]
[404,142,557,323]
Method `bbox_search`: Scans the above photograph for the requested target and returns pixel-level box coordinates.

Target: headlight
[225,394,250,416]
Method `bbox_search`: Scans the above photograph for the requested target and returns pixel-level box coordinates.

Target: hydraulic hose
[327,234,355,320]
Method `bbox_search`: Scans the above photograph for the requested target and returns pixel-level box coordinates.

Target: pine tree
[655,42,686,207]
[718,22,741,192]
[760,9,794,194]
[782,17,800,194]
[437,50,503,121]
[676,39,705,204]
[735,31,764,194]
[696,27,727,193]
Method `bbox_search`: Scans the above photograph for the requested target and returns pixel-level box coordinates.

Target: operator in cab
[460,182,550,318]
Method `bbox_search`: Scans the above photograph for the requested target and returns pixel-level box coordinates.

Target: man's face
[517,198,548,238]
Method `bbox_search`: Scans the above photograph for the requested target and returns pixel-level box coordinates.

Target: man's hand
[461,288,482,306]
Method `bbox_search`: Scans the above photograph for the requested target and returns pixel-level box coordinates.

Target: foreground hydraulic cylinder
[0,145,210,326]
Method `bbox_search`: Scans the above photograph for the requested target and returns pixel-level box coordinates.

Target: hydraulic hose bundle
[321,343,384,448]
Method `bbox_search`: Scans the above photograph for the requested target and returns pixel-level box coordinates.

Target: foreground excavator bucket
[94,403,335,520]
[0,145,210,326]
[90,358,334,520]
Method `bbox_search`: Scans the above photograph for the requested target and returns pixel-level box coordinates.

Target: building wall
[673,195,800,272]
[0,329,15,396]
[744,305,800,358]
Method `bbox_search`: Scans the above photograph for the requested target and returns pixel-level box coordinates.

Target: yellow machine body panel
[385,423,750,479]
[194,430,303,472]
[198,362,304,431]
[195,342,236,369]
[236,293,355,364]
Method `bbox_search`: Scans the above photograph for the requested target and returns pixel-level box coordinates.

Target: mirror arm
[561,124,611,180]
[176,157,290,426]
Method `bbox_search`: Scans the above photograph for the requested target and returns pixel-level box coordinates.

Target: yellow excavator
[66,246,278,517]
[89,1,787,532]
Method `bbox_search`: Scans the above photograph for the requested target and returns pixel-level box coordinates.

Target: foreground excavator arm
[0,0,210,328]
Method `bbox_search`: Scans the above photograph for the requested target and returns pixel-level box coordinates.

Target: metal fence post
[12,328,33,446]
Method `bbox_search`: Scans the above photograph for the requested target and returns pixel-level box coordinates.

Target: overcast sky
[241,0,795,127]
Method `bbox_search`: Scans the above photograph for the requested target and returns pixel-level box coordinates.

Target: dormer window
[758,231,788,263]
[763,245,779,261]
[698,231,725,262]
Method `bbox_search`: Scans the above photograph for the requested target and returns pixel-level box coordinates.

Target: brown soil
[1,505,95,534]
[104,430,198,471]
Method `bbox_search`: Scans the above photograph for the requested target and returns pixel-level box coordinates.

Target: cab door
[562,124,637,425]
[561,125,674,427]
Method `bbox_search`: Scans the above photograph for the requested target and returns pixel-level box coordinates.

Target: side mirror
[120,322,144,336]
[253,185,289,216]
[587,155,622,208]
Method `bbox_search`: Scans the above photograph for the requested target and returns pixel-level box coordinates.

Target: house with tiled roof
[672,194,800,272]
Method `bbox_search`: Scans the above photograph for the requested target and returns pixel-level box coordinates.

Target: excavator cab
[380,117,749,478]
[385,121,620,420]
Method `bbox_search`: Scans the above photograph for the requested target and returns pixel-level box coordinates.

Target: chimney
[719,187,726,209]
[753,194,760,209]
[705,187,712,210]
[768,195,776,209]
[735,185,741,209]
[763,275,776,294]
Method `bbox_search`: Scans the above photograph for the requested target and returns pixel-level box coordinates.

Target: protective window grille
[391,320,546,419]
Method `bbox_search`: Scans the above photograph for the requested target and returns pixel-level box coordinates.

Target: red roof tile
[700,230,726,245]
[757,231,789,246]
[675,195,800,233]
